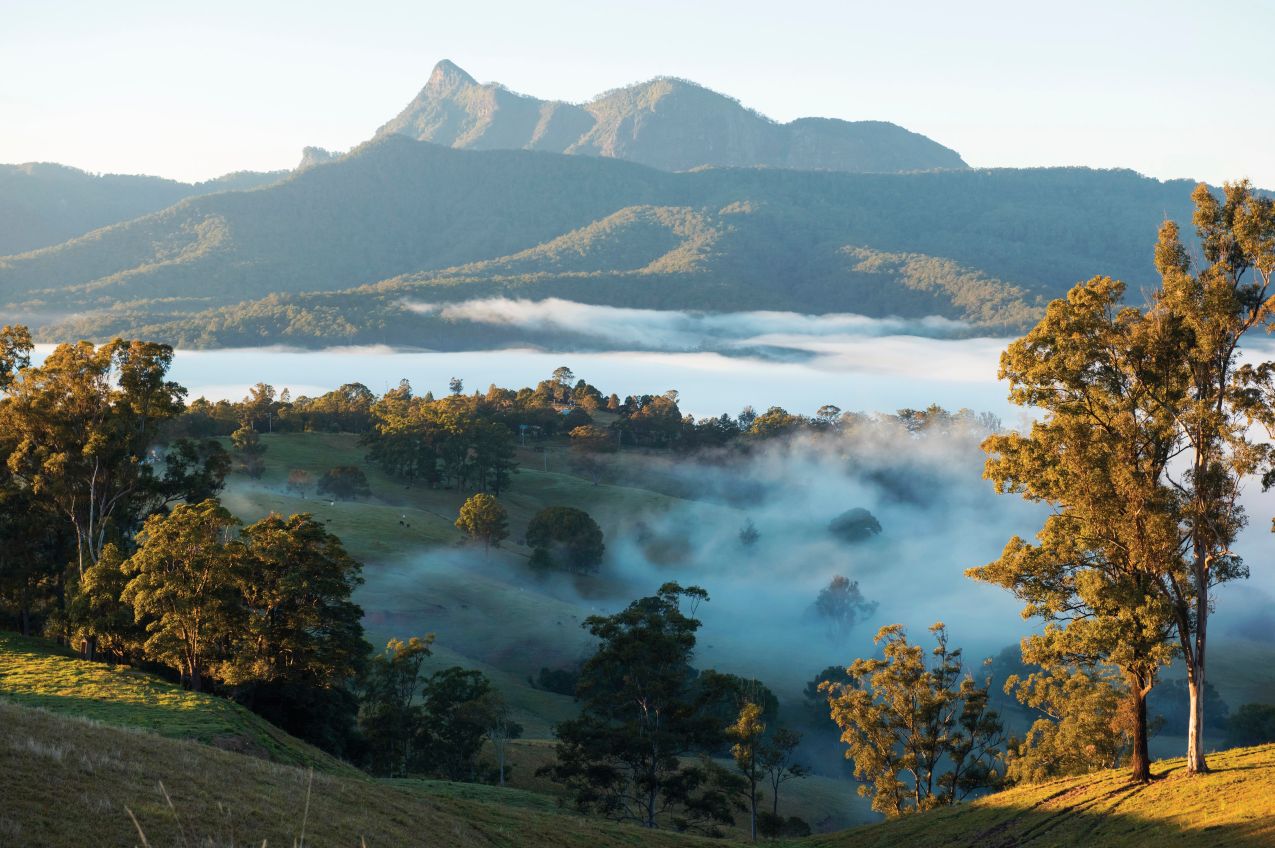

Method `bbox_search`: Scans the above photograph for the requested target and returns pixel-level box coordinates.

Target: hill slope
[5,683,1275,847]
[808,746,1275,848]
[377,60,967,173]
[0,136,1202,346]
[0,631,352,772]
[0,162,286,256]
[0,699,727,848]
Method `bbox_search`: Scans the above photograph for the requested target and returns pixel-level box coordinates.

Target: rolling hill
[0,162,286,257]
[0,631,352,773]
[807,744,1275,848]
[376,60,968,173]
[4,657,1274,847]
[0,698,729,848]
[1,135,1203,348]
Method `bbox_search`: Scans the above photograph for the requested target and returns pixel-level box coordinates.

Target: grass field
[5,618,1275,846]
[808,744,1275,848]
[0,699,732,848]
[0,632,355,774]
[5,690,1275,848]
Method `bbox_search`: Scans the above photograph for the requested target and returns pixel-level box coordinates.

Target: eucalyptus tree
[727,701,766,841]
[821,623,1004,816]
[120,499,243,691]
[0,324,32,389]
[544,583,738,833]
[1,338,186,576]
[1149,181,1275,773]
[970,275,1183,781]
[976,180,1275,777]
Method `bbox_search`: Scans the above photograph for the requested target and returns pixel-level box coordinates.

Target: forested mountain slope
[0,162,285,256]
[1,135,1202,347]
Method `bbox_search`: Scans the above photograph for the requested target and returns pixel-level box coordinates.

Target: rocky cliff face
[375,60,966,173]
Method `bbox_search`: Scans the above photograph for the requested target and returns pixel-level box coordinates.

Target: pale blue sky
[2,0,1271,186]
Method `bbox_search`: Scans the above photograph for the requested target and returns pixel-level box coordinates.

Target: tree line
[0,330,521,771]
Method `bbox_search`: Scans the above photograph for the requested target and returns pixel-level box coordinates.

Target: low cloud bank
[405,298,970,353]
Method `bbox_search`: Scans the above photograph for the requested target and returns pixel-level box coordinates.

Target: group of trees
[99,502,366,691]
[364,382,521,493]
[820,623,1006,817]
[0,328,523,776]
[543,583,810,838]
[177,382,379,437]
[358,635,521,781]
[0,331,228,635]
[454,493,606,575]
[0,331,386,755]
[972,181,1275,779]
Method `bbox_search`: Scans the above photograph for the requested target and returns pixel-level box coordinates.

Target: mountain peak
[377,61,966,173]
[427,59,476,91]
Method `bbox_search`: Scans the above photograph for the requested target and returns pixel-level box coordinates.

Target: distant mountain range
[0,62,1212,349]
[376,60,967,174]
[0,163,285,256]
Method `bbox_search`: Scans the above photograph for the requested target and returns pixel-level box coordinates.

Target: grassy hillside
[5,683,1275,847]
[0,631,353,773]
[0,699,730,848]
[0,625,870,840]
[806,745,1275,848]
[3,135,1206,347]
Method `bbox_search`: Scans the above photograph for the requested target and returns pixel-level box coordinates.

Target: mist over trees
[812,576,878,643]
[6,176,1275,841]
[544,582,811,837]
[526,506,605,574]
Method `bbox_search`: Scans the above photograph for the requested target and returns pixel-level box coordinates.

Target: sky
[1,0,1271,186]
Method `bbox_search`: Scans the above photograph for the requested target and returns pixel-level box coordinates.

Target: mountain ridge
[376,60,968,173]
[0,163,286,256]
[0,135,1209,349]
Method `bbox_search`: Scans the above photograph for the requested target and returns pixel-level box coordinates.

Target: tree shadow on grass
[801,762,1275,848]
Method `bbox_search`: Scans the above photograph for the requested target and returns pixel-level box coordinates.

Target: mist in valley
[151,298,1275,713]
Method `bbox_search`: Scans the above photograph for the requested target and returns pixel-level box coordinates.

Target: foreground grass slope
[0,632,354,774]
[6,688,1275,848]
[0,700,726,848]
[811,745,1275,848]
[0,632,868,840]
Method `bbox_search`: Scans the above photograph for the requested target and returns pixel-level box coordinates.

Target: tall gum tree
[978,181,1275,777]
[970,276,1182,782]
[1,338,186,576]
[1150,181,1275,774]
